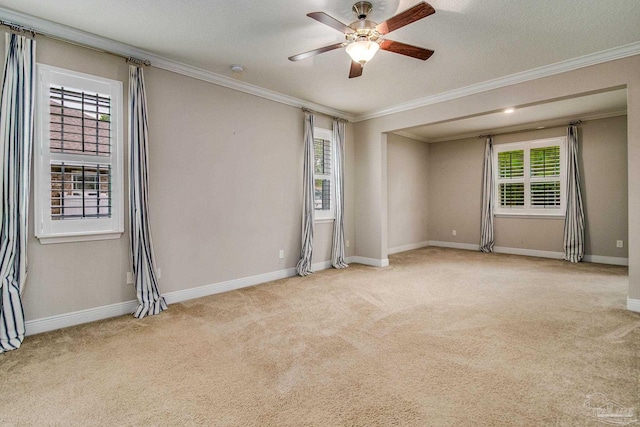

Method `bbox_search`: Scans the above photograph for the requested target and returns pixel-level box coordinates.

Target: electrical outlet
[452,230,457,236]
[616,240,624,248]
[346,240,350,248]
[279,249,285,259]
[126,272,133,284]
[157,268,161,279]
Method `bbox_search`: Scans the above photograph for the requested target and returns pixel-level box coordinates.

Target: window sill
[494,213,564,219]
[37,231,123,245]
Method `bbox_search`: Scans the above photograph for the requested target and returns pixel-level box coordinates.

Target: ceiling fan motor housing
[352,1,373,20]
[348,2,379,42]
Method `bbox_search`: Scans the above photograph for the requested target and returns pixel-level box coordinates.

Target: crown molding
[354,41,640,122]
[1,7,638,124]
[402,109,628,144]
[0,7,356,122]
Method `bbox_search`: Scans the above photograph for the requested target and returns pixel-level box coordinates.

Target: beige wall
[387,134,430,250]
[428,137,484,245]
[353,122,386,260]
[427,116,628,257]
[6,34,355,321]
[580,115,628,257]
[353,55,640,301]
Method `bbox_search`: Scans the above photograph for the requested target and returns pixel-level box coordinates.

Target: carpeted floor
[1,247,638,426]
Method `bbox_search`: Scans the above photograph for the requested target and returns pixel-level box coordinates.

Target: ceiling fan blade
[288,43,346,62]
[376,2,435,35]
[349,61,363,78]
[379,40,434,60]
[307,12,355,34]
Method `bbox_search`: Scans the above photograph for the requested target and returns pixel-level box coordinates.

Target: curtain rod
[479,120,582,139]
[302,107,347,123]
[0,20,150,67]
[0,19,35,36]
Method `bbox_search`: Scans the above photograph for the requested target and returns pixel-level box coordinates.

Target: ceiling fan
[288,1,435,78]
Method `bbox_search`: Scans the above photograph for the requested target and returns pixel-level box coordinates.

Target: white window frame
[313,127,335,222]
[34,64,124,244]
[493,137,567,217]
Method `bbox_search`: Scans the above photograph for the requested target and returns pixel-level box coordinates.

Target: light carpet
[1,247,638,426]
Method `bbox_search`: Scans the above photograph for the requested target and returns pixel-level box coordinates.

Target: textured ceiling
[0,0,639,117]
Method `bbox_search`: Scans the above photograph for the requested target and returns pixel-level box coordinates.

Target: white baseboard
[348,256,389,267]
[428,241,480,251]
[387,241,430,255]
[24,260,349,336]
[311,260,333,271]
[583,255,629,266]
[494,246,564,259]
[25,300,138,336]
[163,267,298,305]
[26,266,299,335]
[628,298,640,313]
[427,240,629,266]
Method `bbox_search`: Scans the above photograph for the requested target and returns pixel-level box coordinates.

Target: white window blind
[494,137,566,217]
[35,65,123,244]
[313,128,335,220]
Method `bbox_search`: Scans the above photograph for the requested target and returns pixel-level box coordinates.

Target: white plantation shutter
[498,182,525,207]
[50,164,111,220]
[494,137,566,216]
[35,65,123,243]
[313,128,335,220]
[314,137,331,211]
[530,182,561,207]
[497,149,525,207]
[530,146,561,208]
[49,85,113,221]
[498,150,524,178]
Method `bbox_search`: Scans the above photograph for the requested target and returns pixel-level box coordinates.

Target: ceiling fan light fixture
[346,40,380,64]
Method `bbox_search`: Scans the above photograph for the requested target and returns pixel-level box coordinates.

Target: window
[35,65,123,243]
[494,137,566,217]
[313,128,335,221]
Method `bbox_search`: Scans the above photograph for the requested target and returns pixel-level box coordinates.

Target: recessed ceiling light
[504,108,515,114]
[231,64,244,73]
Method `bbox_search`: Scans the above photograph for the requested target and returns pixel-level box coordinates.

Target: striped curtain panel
[563,125,585,262]
[296,112,315,276]
[331,119,348,269]
[480,137,495,252]
[0,34,35,353]
[128,65,167,318]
